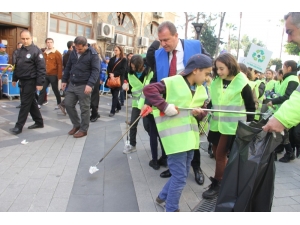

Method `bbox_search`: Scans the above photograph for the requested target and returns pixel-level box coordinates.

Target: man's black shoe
[193,167,205,185]
[16,104,21,108]
[28,123,44,129]
[90,114,100,122]
[157,156,168,167]
[149,160,160,170]
[202,177,220,199]
[9,127,22,135]
[160,169,172,178]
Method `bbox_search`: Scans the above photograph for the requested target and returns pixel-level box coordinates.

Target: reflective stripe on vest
[210,73,248,135]
[297,85,300,92]
[153,75,207,155]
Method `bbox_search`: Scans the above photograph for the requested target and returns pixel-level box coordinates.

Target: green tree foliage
[200,25,217,56]
[241,35,265,56]
[267,58,282,71]
[284,42,300,55]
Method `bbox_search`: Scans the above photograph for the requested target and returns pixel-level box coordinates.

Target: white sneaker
[54,105,59,110]
[123,145,137,154]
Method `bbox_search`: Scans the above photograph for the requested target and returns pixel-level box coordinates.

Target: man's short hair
[284,12,300,28]
[67,41,74,49]
[74,36,87,46]
[45,38,54,43]
[158,21,177,35]
[20,29,31,37]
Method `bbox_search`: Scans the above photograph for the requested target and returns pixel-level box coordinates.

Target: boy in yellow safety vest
[142,54,212,212]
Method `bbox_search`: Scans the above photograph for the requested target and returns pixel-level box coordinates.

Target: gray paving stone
[30,167,50,179]
[53,182,74,198]
[0,184,25,202]
[273,197,299,206]
[10,174,29,186]
[12,155,31,168]
[28,205,48,212]
[39,174,60,191]
[0,166,23,179]
[66,194,104,212]
[8,193,35,212]
[0,177,13,194]
[39,157,57,168]
[31,192,53,208]
[47,197,69,212]
[271,205,298,212]
[0,148,12,158]
[48,165,66,176]
[0,201,13,212]
[291,196,300,204]
[21,178,44,194]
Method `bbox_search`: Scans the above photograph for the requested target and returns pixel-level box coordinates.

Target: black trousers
[110,88,121,114]
[38,75,61,105]
[129,107,141,146]
[191,149,201,169]
[289,123,300,149]
[90,77,100,117]
[16,79,43,129]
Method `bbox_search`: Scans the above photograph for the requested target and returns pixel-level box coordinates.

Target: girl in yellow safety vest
[203,53,256,200]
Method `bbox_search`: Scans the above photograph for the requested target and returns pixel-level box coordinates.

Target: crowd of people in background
[2,11,300,212]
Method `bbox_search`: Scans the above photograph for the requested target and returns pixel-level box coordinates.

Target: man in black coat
[9,30,45,135]
[62,36,100,138]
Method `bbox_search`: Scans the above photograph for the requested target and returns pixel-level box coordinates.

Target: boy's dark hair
[213,53,240,77]
[67,41,74,49]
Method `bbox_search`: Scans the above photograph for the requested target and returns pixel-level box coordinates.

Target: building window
[0,12,30,27]
[50,12,92,38]
[108,12,135,46]
[144,22,158,46]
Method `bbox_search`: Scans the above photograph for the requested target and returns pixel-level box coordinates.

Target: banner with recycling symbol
[245,43,273,73]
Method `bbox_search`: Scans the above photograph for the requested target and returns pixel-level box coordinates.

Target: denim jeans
[158,150,194,212]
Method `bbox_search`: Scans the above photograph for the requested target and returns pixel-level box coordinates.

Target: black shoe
[157,156,168,167]
[193,167,205,185]
[9,127,22,135]
[160,169,172,178]
[90,114,100,122]
[28,123,44,129]
[279,153,291,163]
[290,152,295,160]
[16,104,21,108]
[149,160,160,170]
[202,177,220,199]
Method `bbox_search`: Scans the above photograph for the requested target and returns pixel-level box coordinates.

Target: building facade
[0,12,177,64]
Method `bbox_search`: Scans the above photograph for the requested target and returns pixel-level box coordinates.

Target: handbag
[106,59,122,88]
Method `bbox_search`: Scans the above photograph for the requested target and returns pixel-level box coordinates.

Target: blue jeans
[158,150,194,212]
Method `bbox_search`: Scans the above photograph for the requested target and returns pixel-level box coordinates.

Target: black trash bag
[215,121,283,212]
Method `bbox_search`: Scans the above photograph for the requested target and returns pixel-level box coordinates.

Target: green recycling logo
[252,50,265,63]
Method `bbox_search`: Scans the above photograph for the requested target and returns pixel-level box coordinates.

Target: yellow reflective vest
[153,75,208,155]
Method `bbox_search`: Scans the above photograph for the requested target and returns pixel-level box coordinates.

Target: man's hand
[36,86,43,91]
[192,107,203,117]
[109,73,114,78]
[61,83,67,91]
[12,82,16,87]
[84,85,92,95]
[267,101,273,108]
[262,116,285,133]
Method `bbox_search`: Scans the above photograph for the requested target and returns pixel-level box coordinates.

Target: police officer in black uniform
[9,30,46,135]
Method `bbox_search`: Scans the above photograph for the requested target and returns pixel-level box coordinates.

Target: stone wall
[30,12,48,49]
